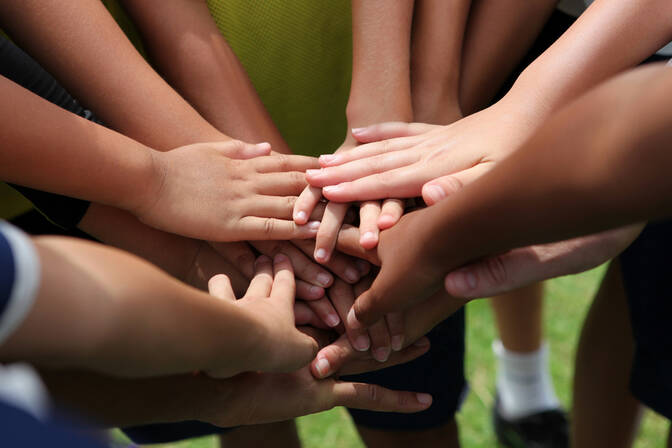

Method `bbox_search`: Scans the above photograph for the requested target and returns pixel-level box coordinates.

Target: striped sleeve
[0,221,40,345]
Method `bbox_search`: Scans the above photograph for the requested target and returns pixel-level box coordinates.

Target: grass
[111,264,668,447]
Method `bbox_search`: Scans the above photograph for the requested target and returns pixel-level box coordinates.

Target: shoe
[493,396,569,448]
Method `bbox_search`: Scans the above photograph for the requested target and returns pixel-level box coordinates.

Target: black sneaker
[493,396,569,448]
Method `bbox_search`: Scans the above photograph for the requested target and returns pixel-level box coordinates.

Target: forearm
[41,370,231,428]
[347,0,414,127]
[411,0,471,123]
[0,76,154,212]
[459,0,557,115]
[0,237,260,377]
[0,0,224,149]
[501,0,672,125]
[430,65,672,266]
[120,0,292,154]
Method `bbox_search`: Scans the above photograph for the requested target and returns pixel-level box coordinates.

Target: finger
[335,225,380,266]
[296,280,326,300]
[421,164,492,206]
[254,154,320,173]
[293,186,323,225]
[208,242,256,279]
[307,150,418,188]
[196,139,271,159]
[291,238,363,284]
[307,297,341,328]
[332,382,432,413]
[207,274,236,302]
[310,333,430,379]
[257,171,308,196]
[294,302,330,329]
[270,253,296,306]
[367,318,391,363]
[359,201,381,249]
[317,134,423,167]
[328,280,370,352]
[245,255,274,298]
[378,199,405,230]
[386,312,405,352]
[314,202,349,263]
[237,217,320,241]
[350,122,440,143]
[322,165,428,203]
[251,240,333,288]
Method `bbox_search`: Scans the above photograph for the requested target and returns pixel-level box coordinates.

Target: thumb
[213,140,272,159]
[444,248,543,299]
[351,122,439,143]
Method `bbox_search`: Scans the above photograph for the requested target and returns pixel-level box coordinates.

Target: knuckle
[274,154,290,170]
[485,256,507,285]
[262,218,276,235]
[366,384,380,403]
[439,176,463,196]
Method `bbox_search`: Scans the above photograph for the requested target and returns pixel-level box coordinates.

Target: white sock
[494,340,560,420]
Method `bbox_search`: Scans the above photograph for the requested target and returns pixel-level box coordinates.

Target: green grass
[111,265,668,447]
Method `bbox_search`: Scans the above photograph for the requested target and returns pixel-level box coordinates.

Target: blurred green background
[111,264,668,447]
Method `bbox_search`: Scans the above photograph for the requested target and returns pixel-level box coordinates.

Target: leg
[219,420,300,448]
[572,260,642,448]
[491,283,543,353]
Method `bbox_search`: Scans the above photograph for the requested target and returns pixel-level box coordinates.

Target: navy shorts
[620,221,672,420]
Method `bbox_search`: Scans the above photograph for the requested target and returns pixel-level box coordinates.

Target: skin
[0,239,317,378]
[344,64,672,332]
[0,80,320,242]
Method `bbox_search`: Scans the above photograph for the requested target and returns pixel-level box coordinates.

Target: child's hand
[306,105,532,203]
[134,140,322,241]
[205,254,318,377]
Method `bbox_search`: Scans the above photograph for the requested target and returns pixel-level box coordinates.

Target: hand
[294,137,405,261]
[205,254,318,377]
[444,223,645,299]
[307,104,532,203]
[203,361,432,427]
[135,139,322,241]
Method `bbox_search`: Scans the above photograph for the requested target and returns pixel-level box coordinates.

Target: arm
[119,0,292,154]
[0,0,225,148]
[350,63,672,326]
[411,0,471,124]
[0,237,317,378]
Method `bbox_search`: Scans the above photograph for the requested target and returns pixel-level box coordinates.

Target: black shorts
[620,221,672,420]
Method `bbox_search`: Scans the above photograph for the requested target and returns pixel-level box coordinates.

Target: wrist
[121,147,168,219]
[346,89,413,128]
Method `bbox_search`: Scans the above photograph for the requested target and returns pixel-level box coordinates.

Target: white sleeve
[0,221,40,345]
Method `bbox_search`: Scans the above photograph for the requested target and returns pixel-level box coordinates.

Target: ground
[111,263,668,447]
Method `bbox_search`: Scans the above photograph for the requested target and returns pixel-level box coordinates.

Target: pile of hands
[122,109,643,424]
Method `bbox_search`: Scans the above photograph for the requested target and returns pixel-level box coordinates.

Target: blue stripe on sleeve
[0,232,16,317]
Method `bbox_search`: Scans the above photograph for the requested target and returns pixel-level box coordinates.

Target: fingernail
[323,185,342,194]
[255,142,271,150]
[391,335,403,351]
[307,221,321,232]
[416,393,432,405]
[354,334,371,352]
[413,338,430,348]
[361,231,377,244]
[373,347,390,363]
[274,253,288,263]
[424,185,446,204]
[355,260,370,275]
[325,313,340,327]
[347,308,363,330]
[309,285,324,297]
[450,270,477,292]
[351,127,366,135]
[316,273,332,287]
[315,248,329,262]
[294,210,307,223]
[344,267,359,283]
[306,169,323,177]
[314,357,331,378]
